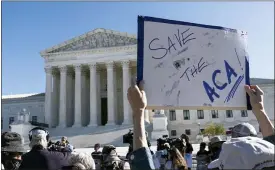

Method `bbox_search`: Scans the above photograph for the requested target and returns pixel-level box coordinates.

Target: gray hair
[69,152,95,170]
[29,135,48,149]
[72,163,86,170]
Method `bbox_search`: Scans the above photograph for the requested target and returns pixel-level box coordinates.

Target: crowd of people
[1,81,275,170]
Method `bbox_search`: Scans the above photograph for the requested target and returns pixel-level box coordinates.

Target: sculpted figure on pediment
[50,32,137,53]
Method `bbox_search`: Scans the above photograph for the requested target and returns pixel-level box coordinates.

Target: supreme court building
[41,28,139,128]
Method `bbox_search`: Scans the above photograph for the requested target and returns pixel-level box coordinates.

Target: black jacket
[185,142,193,154]
[91,151,102,160]
[19,146,71,170]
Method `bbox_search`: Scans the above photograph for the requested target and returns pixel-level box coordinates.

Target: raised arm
[245,85,274,137]
[128,79,148,150]
[127,79,155,170]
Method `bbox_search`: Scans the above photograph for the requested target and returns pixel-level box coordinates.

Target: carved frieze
[43,46,136,63]
[49,32,137,53]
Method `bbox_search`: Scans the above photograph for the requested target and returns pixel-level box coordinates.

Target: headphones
[28,127,50,142]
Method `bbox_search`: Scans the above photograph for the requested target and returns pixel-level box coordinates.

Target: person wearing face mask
[1,132,25,170]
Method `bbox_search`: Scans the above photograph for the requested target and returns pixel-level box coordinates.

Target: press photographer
[47,138,73,153]
[47,140,60,152]
[47,141,65,152]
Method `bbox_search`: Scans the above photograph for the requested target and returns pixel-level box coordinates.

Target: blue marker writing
[203,60,238,103]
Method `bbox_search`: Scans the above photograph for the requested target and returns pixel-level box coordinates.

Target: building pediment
[41,28,137,55]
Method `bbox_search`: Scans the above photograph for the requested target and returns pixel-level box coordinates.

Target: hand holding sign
[245,85,264,111]
[137,16,251,110]
[127,78,147,113]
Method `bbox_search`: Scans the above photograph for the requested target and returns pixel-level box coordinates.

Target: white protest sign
[137,16,251,110]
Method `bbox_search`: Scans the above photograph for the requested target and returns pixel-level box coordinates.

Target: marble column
[52,72,60,127]
[73,64,82,127]
[106,62,115,125]
[121,61,132,124]
[58,66,67,128]
[113,67,118,124]
[96,71,101,125]
[88,63,98,126]
[84,71,90,126]
[66,71,74,127]
[81,70,88,126]
[45,67,53,127]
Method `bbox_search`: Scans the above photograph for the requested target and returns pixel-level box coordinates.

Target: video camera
[157,135,185,152]
[47,141,67,152]
[157,135,169,151]
[123,129,133,144]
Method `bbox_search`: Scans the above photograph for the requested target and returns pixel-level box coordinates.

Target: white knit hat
[208,136,275,169]
[31,129,47,140]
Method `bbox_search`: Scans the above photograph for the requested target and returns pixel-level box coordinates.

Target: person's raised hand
[244,85,264,111]
[127,78,147,114]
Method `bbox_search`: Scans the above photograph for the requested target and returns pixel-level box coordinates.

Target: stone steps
[24,124,134,150]
[45,122,152,147]
[48,124,133,138]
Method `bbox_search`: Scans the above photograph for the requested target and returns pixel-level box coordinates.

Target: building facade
[2,93,45,131]
[2,28,274,141]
